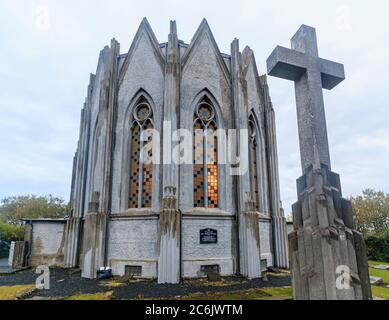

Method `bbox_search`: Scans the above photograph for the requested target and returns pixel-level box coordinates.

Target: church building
[61,18,289,283]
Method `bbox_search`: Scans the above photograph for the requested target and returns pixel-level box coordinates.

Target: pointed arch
[182,19,230,85]
[248,110,267,212]
[118,18,165,86]
[128,94,154,208]
[193,94,219,208]
[190,89,224,128]
[248,113,260,211]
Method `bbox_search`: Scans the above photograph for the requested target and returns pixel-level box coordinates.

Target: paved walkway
[0,268,291,299]
[0,257,12,274]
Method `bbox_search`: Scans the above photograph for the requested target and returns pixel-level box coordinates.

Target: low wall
[259,218,273,271]
[26,219,66,267]
[181,216,235,278]
[107,217,159,278]
[8,241,25,269]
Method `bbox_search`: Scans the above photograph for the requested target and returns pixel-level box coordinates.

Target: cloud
[0,0,388,213]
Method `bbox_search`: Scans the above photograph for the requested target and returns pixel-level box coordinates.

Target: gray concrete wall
[181,216,234,277]
[286,221,294,235]
[111,23,164,214]
[107,217,159,277]
[259,219,273,268]
[65,19,288,280]
[28,221,66,267]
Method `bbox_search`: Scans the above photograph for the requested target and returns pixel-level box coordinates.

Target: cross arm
[266,46,308,81]
[319,58,345,90]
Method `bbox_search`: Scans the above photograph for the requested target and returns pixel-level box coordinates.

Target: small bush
[365,233,389,262]
[0,220,25,242]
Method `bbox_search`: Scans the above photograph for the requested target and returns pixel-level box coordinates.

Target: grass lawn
[371,286,389,300]
[369,260,389,283]
[369,260,389,300]
[0,285,35,300]
[155,287,292,300]
[65,291,113,300]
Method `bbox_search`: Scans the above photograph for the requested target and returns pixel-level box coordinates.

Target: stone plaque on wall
[200,228,217,244]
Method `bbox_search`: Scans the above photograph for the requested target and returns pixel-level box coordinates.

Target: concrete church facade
[61,18,288,283]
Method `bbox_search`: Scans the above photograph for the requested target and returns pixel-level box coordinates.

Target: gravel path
[0,268,291,299]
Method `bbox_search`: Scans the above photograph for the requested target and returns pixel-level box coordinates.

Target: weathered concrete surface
[158,22,181,284]
[8,241,25,269]
[290,165,371,300]
[107,215,158,278]
[182,214,234,278]
[259,217,274,269]
[80,193,108,279]
[61,18,289,282]
[267,25,345,172]
[63,217,82,268]
[158,188,180,283]
[26,220,66,267]
[259,75,289,269]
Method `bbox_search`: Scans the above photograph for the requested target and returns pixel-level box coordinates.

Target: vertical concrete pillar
[261,76,289,269]
[231,39,261,278]
[158,21,181,284]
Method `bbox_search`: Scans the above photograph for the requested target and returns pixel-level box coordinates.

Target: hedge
[365,233,389,262]
[0,220,25,242]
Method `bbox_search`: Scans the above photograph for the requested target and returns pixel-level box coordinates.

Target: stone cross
[267,25,345,172]
[266,25,372,300]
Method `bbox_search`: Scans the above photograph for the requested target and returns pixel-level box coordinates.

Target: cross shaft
[267,25,345,172]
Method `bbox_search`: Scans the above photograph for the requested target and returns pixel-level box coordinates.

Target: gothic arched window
[248,114,260,211]
[193,97,218,208]
[128,99,154,208]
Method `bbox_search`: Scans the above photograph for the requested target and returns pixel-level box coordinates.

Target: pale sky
[0,0,388,213]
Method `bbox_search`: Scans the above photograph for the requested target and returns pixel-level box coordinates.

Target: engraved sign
[200,228,217,244]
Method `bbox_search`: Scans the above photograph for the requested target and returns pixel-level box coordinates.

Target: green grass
[65,291,113,300]
[261,287,293,298]
[157,287,292,300]
[0,285,35,300]
[371,285,389,300]
[369,260,389,284]
[369,267,389,284]
[369,260,389,300]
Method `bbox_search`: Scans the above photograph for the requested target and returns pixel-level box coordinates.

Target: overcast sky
[0,0,388,213]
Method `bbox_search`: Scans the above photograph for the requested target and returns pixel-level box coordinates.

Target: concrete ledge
[109,259,157,278]
[182,258,234,278]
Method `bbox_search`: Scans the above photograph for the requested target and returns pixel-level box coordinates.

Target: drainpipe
[179,208,183,281]
[24,220,33,267]
[234,173,241,276]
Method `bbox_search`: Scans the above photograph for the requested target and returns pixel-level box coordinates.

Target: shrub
[0,220,25,242]
[365,233,389,262]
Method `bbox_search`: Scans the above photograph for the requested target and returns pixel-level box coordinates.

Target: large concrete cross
[267,25,345,172]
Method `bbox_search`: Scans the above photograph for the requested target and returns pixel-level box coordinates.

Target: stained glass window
[128,124,140,208]
[193,97,218,208]
[249,116,260,211]
[128,100,153,209]
[141,119,153,208]
[207,122,218,208]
